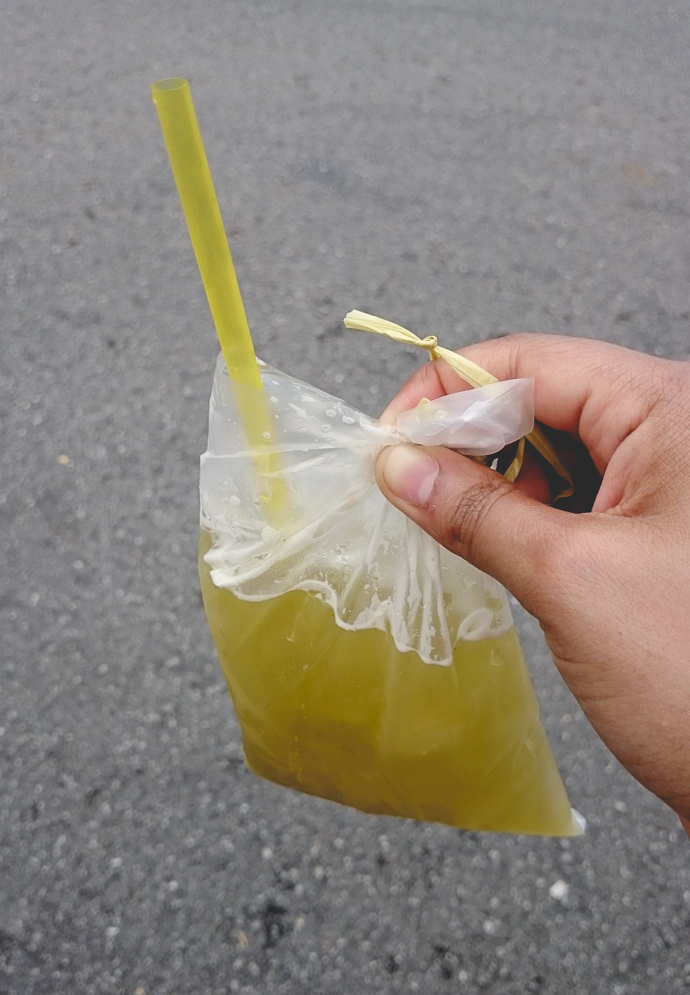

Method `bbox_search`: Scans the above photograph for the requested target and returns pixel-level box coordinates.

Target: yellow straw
[151,78,261,389]
[152,78,288,518]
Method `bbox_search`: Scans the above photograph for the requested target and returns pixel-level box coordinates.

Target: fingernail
[382,446,439,505]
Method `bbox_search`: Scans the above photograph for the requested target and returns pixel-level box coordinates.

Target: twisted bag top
[200,351,534,666]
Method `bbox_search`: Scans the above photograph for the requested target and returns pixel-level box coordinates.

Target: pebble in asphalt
[1,1,689,993]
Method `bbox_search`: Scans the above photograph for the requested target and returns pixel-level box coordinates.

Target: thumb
[375,444,575,616]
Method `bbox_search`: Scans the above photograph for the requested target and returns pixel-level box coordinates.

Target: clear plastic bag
[199,355,583,836]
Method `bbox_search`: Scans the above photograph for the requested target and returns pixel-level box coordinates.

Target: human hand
[375,334,690,834]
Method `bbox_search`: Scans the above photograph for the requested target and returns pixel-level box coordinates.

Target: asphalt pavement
[1,1,689,993]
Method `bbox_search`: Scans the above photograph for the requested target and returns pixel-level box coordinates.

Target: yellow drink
[199,533,578,835]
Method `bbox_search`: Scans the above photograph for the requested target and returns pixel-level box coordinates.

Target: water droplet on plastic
[321,425,331,432]
[263,431,271,440]
[270,396,279,403]
[341,415,356,425]
[228,495,241,506]
[325,408,337,418]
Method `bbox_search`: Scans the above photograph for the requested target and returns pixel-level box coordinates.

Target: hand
[375,334,690,834]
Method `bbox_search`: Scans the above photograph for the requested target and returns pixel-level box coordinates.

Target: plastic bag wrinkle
[201,355,530,665]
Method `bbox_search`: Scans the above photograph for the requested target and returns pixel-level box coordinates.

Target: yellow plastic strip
[504,436,526,484]
[344,311,573,500]
[344,311,495,387]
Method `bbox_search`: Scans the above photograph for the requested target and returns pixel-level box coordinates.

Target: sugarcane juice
[199,532,577,835]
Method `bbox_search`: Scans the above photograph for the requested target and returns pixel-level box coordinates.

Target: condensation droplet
[270,396,279,403]
[228,495,241,506]
[263,431,271,440]
[325,408,337,418]
[321,425,331,432]
[341,415,356,425]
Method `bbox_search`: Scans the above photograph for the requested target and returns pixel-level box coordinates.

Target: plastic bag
[199,355,583,836]
[396,377,534,454]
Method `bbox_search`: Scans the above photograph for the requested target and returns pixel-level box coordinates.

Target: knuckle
[446,478,513,562]
[657,361,690,414]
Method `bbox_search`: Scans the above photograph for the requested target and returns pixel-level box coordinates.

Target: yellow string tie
[344,310,573,501]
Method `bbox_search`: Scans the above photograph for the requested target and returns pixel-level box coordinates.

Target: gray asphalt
[1,1,689,993]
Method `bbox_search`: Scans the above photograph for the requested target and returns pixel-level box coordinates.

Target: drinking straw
[151,78,261,390]
[152,78,288,517]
